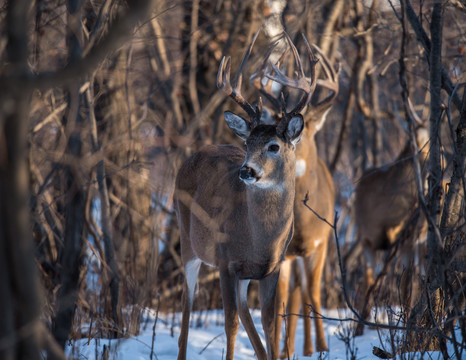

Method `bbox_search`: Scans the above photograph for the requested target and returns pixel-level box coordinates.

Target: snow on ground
[67,308,461,359]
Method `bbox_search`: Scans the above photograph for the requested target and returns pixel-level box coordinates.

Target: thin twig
[150,298,160,360]
[199,333,224,355]
[300,203,367,327]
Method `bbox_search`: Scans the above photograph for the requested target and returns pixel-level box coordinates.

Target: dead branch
[403,0,462,111]
[1,0,155,91]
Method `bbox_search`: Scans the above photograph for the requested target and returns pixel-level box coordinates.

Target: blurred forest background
[0,0,464,359]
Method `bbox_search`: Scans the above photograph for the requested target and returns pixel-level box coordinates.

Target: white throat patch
[295,159,307,178]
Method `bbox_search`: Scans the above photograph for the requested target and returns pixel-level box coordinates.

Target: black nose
[239,166,256,181]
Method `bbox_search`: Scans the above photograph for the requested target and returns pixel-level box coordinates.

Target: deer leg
[260,270,280,360]
[274,259,291,357]
[177,258,201,360]
[219,268,240,360]
[356,248,376,336]
[293,257,313,356]
[301,281,314,356]
[304,249,328,352]
[238,279,267,359]
[280,259,303,359]
[400,247,415,318]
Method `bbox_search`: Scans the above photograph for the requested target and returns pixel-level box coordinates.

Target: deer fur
[175,29,315,360]
[266,44,338,358]
[174,115,304,360]
[353,124,430,334]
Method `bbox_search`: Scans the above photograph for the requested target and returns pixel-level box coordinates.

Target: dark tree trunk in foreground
[51,0,87,350]
[0,1,41,359]
[405,2,465,353]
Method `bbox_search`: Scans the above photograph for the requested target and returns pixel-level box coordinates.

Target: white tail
[174,29,319,360]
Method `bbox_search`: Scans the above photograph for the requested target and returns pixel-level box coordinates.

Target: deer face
[225,111,304,188]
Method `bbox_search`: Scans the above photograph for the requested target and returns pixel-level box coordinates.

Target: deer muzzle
[239,165,260,184]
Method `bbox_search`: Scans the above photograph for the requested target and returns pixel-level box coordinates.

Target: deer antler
[304,44,340,122]
[312,45,339,107]
[249,39,286,112]
[250,34,340,125]
[217,29,262,126]
[265,33,319,118]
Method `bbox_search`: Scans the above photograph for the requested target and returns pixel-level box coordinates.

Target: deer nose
[239,165,257,182]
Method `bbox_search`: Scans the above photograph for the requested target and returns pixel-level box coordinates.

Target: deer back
[354,124,430,250]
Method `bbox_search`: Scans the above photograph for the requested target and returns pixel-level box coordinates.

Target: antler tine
[289,34,318,116]
[285,32,306,81]
[250,40,283,112]
[311,44,337,83]
[311,44,340,108]
[265,40,312,94]
[217,29,262,123]
[266,60,311,92]
[234,29,261,94]
[217,56,232,94]
[261,33,320,118]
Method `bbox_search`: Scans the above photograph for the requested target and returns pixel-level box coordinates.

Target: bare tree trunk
[404,2,447,352]
[439,78,466,345]
[0,1,42,359]
[355,0,382,168]
[51,0,86,351]
[440,86,466,251]
[424,0,445,328]
[421,4,447,353]
[404,0,462,111]
[87,82,121,336]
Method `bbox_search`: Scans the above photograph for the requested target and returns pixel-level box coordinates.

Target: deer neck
[244,164,296,268]
[398,142,429,176]
[247,183,295,231]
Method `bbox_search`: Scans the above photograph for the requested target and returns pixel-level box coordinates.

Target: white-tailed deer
[174,30,318,360]
[251,37,338,358]
[353,111,430,335]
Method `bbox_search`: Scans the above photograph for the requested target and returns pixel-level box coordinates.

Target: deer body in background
[174,30,318,360]
[275,127,335,357]
[353,121,430,335]
[248,35,339,357]
[272,46,338,358]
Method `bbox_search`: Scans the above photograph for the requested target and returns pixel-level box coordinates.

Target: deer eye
[268,144,280,153]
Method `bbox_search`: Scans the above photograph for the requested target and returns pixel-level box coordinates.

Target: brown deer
[251,39,339,357]
[174,30,319,360]
[353,111,430,335]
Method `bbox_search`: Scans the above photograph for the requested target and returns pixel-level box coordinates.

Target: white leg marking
[185,258,202,304]
[280,259,292,288]
[238,279,250,307]
[295,257,307,290]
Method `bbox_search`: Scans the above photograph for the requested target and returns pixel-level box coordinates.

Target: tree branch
[1,0,154,91]
[404,0,462,111]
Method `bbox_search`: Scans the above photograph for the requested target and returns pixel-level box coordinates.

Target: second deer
[250,34,339,357]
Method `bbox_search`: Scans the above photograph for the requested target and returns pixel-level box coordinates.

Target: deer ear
[224,111,251,141]
[285,115,304,146]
